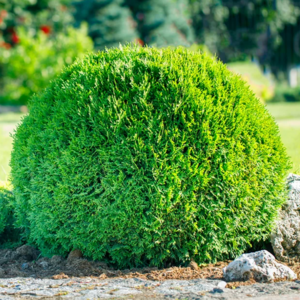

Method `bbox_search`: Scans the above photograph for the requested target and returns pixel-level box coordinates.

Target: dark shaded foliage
[0,186,21,247]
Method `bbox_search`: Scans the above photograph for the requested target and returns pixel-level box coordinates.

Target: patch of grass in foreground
[266,102,300,120]
[0,113,24,182]
[278,126,300,173]
[266,102,300,173]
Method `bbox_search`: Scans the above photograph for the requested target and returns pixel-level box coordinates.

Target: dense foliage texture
[74,0,139,50]
[0,0,91,105]
[11,46,290,268]
[0,184,14,236]
[74,0,194,49]
[189,0,299,64]
[0,25,93,105]
[0,183,22,247]
[127,0,194,47]
[0,0,73,47]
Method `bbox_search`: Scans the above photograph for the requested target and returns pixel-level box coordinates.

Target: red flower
[135,38,144,46]
[11,32,19,44]
[0,10,7,19]
[0,42,11,49]
[40,25,51,35]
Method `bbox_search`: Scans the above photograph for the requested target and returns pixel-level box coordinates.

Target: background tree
[74,0,139,50]
[0,0,73,47]
[262,1,300,77]
[189,0,229,56]
[126,0,194,47]
[223,0,299,63]
[189,0,299,63]
[0,0,93,105]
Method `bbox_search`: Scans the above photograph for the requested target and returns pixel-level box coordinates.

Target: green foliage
[11,45,290,268]
[0,25,93,105]
[74,0,139,50]
[188,44,212,55]
[189,0,299,63]
[0,0,73,46]
[127,0,194,47]
[0,184,12,235]
[223,0,299,63]
[0,182,22,247]
[260,2,300,71]
[270,85,300,103]
[189,0,229,56]
[74,0,194,49]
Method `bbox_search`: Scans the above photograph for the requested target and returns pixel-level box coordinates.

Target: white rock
[217,281,227,288]
[223,250,296,282]
[270,173,300,262]
[287,173,300,192]
[39,261,48,269]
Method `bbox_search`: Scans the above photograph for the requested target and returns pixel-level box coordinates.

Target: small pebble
[21,263,29,270]
[39,261,49,270]
[210,288,224,294]
[217,281,227,289]
[188,260,199,271]
[68,249,83,260]
[50,255,63,265]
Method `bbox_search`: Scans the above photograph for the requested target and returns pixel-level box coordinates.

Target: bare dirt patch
[0,246,299,289]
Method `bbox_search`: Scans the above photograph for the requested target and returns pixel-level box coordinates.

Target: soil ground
[1,246,300,289]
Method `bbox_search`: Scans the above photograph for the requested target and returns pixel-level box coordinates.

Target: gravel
[0,277,300,299]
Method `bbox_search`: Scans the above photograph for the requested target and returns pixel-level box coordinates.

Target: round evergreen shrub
[11,46,290,267]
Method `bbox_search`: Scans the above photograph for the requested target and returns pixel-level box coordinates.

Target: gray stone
[39,261,48,270]
[271,173,300,262]
[21,263,29,270]
[223,250,297,282]
[15,245,39,261]
[50,255,63,265]
[67,249,83,260]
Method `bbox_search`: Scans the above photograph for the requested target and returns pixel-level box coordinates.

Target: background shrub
[11,46,290,268]
[0,25,93,105]
[270,85,300,103]
[0,182,20,247]
[0,184,12,235]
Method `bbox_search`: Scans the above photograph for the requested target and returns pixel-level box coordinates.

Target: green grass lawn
[266,102,300,120]
[266,102,300,173]
[0,113,24,182]
[278,127,300,173]
[0,102,300,182]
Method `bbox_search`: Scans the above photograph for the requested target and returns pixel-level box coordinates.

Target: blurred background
[0,0,300,182]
